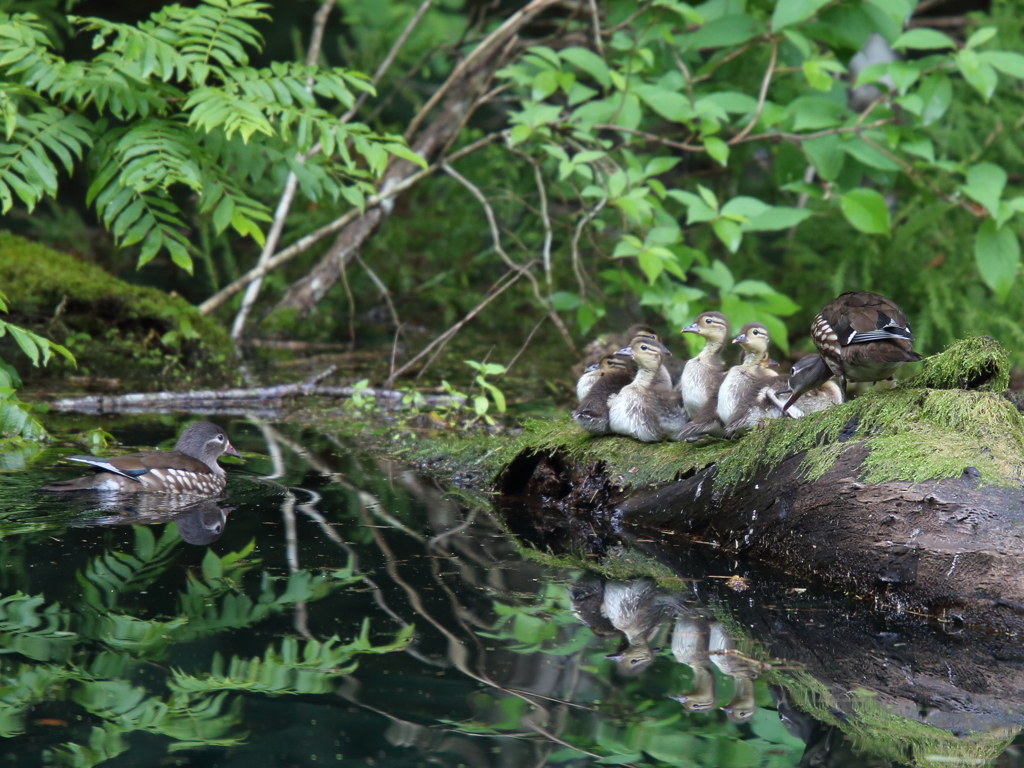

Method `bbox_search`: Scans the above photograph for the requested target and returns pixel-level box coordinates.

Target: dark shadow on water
[2,415,1024,767]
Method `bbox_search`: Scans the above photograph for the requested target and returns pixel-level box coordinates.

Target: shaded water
[3,416,1024,767]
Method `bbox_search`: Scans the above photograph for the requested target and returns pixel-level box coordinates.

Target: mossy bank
[0,232,233,388]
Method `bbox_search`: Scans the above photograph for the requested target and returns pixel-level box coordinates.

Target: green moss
[900,335,1009,392]
[770,670,1018,766]
[0,231,232,384]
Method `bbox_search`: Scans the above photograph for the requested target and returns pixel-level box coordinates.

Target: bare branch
[228,0,336,345]
[403,0,561,141]
[340,0,436,123]
[442,161,577,355]
[587,0,603,55]
[728,38,777,146]
[571,196,607,298]
[385,269,524,384]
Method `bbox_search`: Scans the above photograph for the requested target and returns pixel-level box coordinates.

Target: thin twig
[386,268,523,384]
[442,161,577,355]
[339,250,357,344]
[198,131,506,315]
[501,316,546,378]
[355,252,402,331]
[571,196,607,298]
[533,162,554,290]
[340,0,436,123]
[587,0,602,54]
[728,38,777,146]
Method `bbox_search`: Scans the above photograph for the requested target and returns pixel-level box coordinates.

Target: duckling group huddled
[572,291,921,443]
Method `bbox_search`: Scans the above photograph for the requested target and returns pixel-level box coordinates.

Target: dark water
[3,416,1024,768]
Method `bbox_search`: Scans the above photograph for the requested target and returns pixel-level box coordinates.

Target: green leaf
[550,291,581,310]
[802,134,844,181]
[704,136,729,166]
[962,163,1007,218]
[634,85,694,122]
[681,15,763,50]
[743,206,812,231]
[892,28,957,51]
[637,249,664,282]
[975,220,1020,302]
[559,47,610,89]
[712,218,742,252]
[965,27,997,49]
[840,188,890,235]
[978,51,1024,79]
[956,49,998,101]
[693,260,735,292]
[916,73,952,125]
[841,137,901,171]
[772,0,831,30]
[787,96,848,131]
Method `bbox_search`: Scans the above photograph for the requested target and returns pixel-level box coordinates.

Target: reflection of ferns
[76,525,180,611]
[0,593,76,662]
[0,530,410,760]
[170,622,414,697]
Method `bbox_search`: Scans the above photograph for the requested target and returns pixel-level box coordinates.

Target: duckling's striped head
[682,311,729,342]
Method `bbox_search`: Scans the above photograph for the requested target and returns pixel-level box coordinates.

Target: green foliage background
[0,0,1023,377]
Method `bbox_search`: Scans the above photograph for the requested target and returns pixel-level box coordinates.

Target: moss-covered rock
[0,232,233,387]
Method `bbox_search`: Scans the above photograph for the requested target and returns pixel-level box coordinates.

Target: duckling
[669,613,717,713]
[784,291,921,410]
[568,577,620,638]
[717,323,791,438]
[678,312,730,419]
[616,325,675,390]
[572,355,637,435]
[776,355,843,415]
[601,579,680,671]
[608,339,688,442]
[708,622,759,723]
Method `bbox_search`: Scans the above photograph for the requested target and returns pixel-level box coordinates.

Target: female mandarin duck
[573,354,636,435]
[43,421,240,494]
[783,291,920,411]
[608,337,687,442]
[777,355,843,415]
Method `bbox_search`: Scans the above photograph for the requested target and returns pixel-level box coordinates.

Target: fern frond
[175,0,269,84]
[0,107,91,213]
[87,119,199,269]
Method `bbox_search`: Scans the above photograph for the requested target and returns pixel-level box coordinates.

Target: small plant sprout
[464,361,507,425]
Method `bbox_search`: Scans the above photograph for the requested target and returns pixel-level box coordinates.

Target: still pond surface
[3,415,1024,768]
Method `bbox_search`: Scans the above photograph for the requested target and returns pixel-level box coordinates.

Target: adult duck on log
[784,291,921,410]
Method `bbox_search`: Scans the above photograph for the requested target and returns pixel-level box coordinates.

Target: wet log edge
[503,442,1024,634]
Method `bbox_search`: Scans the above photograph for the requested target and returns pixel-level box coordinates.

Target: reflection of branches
[280,491,311,639]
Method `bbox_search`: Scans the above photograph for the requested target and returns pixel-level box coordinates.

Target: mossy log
[497,337,1024,633]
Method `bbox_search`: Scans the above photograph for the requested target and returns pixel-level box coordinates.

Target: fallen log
[494,337,1024,633]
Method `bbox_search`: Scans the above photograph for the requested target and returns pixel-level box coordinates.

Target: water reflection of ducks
[601,578,681,673]
[71,498,232,545]
[708,622,759,723]
[669,613,717,713]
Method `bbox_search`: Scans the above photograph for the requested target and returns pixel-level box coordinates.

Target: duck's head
[682,311,729,343]
[732,322,770,355]
[627,338,664,372]
[176,421,241,466]
[599,354,637,375]
[622,324,672,356]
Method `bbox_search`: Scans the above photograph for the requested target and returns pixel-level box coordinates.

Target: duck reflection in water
[669,613,716,713]
[71,497,232,545]
[708,622,759,723]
